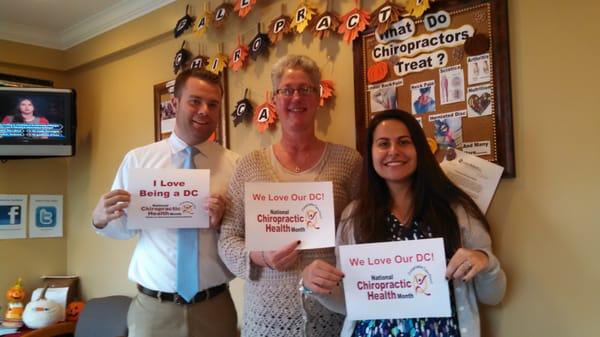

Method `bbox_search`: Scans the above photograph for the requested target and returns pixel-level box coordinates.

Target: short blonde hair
[271,55,321,89]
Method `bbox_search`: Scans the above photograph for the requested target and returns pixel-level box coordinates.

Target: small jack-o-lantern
[5,279,26,302]
[66,301,85,321]
[3,278,26,328]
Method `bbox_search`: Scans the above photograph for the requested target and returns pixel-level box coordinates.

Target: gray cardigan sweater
[312,202,506,337]
[218,143,362,337]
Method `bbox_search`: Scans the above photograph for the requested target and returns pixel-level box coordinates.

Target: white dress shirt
[96,132,239,293]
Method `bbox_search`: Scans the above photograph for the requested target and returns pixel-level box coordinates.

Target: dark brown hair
[12,97,35,123]
[173,68,223,98]
[350,109,490,256]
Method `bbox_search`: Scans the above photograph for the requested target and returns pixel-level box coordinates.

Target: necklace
[395,213,411,226]
[275,142,324,174]
[391,207,412,226]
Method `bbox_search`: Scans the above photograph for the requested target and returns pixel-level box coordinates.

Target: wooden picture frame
[153,72,230,148]
[0,73,53,87]
[353,0,514,177]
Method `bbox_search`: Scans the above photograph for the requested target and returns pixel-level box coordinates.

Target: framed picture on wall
[353,0,515,177]
[153,71,230,148]
[153,79,177,141]
[0,73,53,87]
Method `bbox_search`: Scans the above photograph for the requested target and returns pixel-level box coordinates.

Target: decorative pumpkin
[22,287,62,329]
[3,278,26,328]
[66,301,85,322]
[5,278,26,303]
[67,301,85,322]
[367,61,389,83]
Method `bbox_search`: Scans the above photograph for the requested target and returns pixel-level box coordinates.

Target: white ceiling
[0,0,175,50]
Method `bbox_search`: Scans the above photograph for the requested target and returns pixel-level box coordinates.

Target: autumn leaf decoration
[338,1,370,44]
[319,80,335,107]
[310,11,340,40]
[230,35,249,72]
[190,55,209,70]
[370,1,405,35]
[213,2,234,28]
[194,4,213,37]
[207,44,228,75]
[249,23,270,60]
[232,89,253,126]
[190,44,210,70]
[174,5,195,38]
[268,15,292,44]
[405,0,433,19]
[234,0,257,18]
[310,1,340,40]
[173,41,192,74]
[254,91,277,133]
[290,0,318,34]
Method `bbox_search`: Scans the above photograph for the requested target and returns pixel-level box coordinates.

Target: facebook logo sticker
[0,205,22,225]
[36,207,57,228]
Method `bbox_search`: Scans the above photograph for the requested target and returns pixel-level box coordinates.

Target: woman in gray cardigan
[218,55,361,337]
[301,110,506,337]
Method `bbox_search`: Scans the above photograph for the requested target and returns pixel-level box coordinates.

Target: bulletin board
[353,0,515,177]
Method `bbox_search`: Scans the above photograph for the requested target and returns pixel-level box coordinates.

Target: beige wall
[0,64,69,299]
[1,0,598,335]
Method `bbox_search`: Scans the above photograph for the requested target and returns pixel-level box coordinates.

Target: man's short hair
[173,68,223,98]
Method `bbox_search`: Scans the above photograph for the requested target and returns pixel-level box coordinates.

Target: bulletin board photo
[353,0,515,177]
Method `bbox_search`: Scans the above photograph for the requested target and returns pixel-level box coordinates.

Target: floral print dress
[351,214,461,337]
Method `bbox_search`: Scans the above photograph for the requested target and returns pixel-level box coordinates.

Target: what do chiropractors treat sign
[127,168,209,229]
[339,238,451,320]
[244,182,335,251]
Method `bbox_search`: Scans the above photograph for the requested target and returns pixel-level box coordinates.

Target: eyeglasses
[275,86,318,97]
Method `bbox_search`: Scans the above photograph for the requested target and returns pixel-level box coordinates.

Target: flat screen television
[0,87,76,158]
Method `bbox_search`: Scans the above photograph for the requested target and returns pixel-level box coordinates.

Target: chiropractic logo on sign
[302,203,322,229]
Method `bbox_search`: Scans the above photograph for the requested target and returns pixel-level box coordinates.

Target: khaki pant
[127,288,238,337]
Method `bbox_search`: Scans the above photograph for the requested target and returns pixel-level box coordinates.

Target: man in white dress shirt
[92,69,239,337]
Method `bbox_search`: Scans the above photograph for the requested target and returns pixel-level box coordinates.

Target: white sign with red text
[244,182,335,251]
[127,168,209,229]
[339,238,451,320]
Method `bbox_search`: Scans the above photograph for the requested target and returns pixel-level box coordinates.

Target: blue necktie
[176,146,200,302]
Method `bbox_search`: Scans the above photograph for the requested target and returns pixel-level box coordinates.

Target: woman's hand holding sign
[251,240,301,271]
[302,259,345,294]
[204,194,225,229]
[445,248,489,282]
[92,189,131,229]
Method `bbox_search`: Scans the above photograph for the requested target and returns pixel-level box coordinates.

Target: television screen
[0,87,76,158]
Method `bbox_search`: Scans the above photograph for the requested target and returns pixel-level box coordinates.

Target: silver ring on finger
[463,259,473,269]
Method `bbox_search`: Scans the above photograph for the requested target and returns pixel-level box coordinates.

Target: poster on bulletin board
[353,0,515,177]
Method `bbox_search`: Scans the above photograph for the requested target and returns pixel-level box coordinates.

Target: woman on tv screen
[2,97,49,125]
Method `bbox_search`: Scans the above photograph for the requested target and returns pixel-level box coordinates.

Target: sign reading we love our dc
[127,168,209,229]
[244,182,335,251]
[339,238,451,320]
